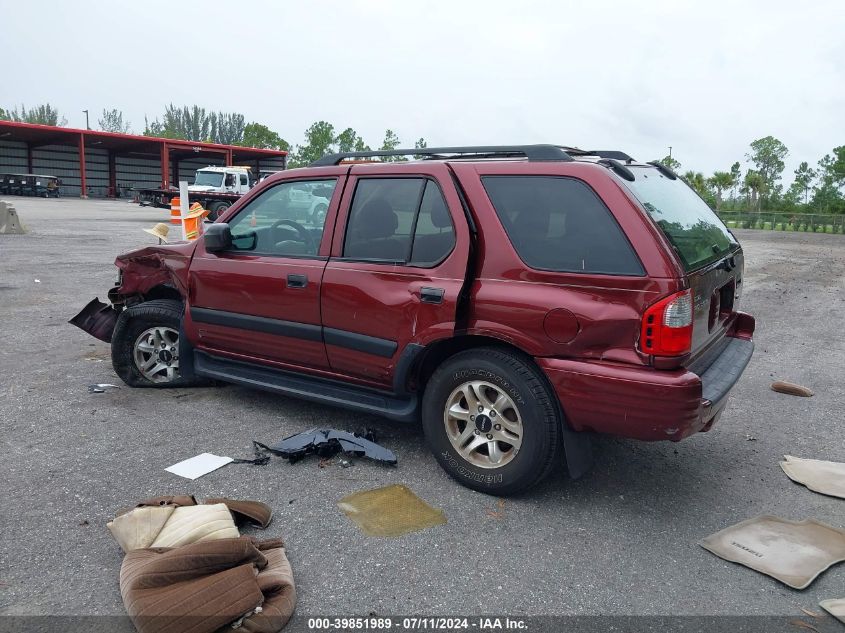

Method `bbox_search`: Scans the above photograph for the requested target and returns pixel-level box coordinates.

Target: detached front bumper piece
[69,297,119,343]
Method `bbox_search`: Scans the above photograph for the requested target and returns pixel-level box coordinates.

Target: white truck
[135,165,259,219]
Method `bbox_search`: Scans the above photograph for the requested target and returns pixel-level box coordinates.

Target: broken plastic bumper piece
[69,297,118,343]
[256,428,397,465]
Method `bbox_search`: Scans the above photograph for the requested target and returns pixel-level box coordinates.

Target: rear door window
[622,168,738,272]
[482,176,644,275]
[343,178,455,266]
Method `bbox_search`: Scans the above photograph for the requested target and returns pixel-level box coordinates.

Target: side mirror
[203,223,232,252]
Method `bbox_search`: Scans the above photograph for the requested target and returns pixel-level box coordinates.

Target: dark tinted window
[344,178,455,266]
[482,176,644,275]
[622,168,737,271]
[410,182,455,265]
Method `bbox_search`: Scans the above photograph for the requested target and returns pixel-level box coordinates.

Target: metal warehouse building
[0,121,287,198]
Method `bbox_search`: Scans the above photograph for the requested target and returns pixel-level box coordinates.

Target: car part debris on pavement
[107,495,292,633]
[338,484,447,537]
[253,428,397,466]
[780,455,845,499]
[87,383,120,393]
[819,598,845,624]
[771,381,815,397]
[699,516,845,589]
[165,452,234,480]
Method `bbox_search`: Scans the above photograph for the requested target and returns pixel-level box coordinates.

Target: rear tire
[422,347,561,496]
[111,299,203,388]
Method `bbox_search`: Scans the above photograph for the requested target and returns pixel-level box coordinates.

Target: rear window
[623,168,738,271]
[482,176,644,275]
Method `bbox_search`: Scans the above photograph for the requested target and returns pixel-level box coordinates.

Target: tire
[111,299,201,388]
[310,203,328,225]
[422,347,561,496]
[208,201,230,221]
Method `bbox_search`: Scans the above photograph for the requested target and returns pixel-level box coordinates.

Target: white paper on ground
[165,453,233,480]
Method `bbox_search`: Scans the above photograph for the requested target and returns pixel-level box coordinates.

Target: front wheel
[111,299,202,388]
[208,201,231,221]
[422,347,562,496]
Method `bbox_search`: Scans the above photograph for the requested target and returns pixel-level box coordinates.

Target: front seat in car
[346,198,406,260]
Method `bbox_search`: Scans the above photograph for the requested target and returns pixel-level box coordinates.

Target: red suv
[89,145,755,495]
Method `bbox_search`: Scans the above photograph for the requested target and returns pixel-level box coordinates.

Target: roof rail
[310,144,574,167]
[563,148,635,161]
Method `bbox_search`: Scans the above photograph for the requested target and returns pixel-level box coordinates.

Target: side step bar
[194,351,419,423]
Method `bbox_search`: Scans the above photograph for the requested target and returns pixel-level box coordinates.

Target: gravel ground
[1,199,843,625]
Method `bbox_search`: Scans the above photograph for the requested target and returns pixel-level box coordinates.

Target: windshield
[193,171,224,187]
[623,167,737,271]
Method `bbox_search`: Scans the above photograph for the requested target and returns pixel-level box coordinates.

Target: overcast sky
[1,0,843,181]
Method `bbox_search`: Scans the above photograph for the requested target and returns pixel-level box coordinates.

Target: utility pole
[82,110,90,130]
[668,146,673,158]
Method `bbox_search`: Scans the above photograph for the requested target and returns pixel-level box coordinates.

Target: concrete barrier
[0,200,26,234]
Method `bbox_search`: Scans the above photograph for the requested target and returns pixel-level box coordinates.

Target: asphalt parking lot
[1,198,844,623]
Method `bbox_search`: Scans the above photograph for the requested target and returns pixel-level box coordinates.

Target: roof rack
[563,148,635,161]
[310,144,574,167]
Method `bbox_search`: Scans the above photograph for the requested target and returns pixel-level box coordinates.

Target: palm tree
[708,171,734,209]
[744,170,766,212]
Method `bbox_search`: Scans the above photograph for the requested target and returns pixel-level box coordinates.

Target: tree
[812,149,845,213]
[98,108,130,134]
[289,121,336,167]
[742,170,766,212]
[413,137,428,159]
[654,155,681,173]
[241,122,289,150]
[335,127,363,153]
[212,112,245,145]
[729,161,742,200]
[379,129,405,162]
[682,171,709,197]
[2,103,67,126]
[747,136,788,204]
[708,171,733,209]
[786,161,817,205]
[0,107,8,121]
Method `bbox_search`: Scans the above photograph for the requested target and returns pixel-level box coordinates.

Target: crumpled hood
[114,242,197,298]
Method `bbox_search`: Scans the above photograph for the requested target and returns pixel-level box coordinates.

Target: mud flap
[69,297,118,343]
[562,426,594,480]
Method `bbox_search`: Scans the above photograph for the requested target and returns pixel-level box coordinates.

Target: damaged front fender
[112,242,196,301]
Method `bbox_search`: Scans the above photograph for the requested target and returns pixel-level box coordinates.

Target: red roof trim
[0,120,287,156]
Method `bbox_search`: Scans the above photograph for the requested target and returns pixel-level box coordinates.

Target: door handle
[287,274,308,288]
[420,287,445,304]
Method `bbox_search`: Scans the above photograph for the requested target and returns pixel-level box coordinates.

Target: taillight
[641,289,693,356]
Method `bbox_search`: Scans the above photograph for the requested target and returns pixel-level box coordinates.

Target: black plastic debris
[253,428,397,466]
[70,297,118,343]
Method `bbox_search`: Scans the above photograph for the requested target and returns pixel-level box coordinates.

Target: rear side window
[343,178,455,266]
[622,168,737,272]
[482,176,644,275]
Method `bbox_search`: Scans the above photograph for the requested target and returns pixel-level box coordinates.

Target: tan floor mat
[819,598,845,624]
[699,516,845,589]
[780,455,845,499]
[337,484,447,537]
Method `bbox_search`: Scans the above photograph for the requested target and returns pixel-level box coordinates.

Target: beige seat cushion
[699,516,845,590]
[150,503,239,548]
[107,506,175,553]
[780,455,845,499]
[820,598,845,624]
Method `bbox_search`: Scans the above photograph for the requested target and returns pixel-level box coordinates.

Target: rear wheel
[310,203,328,225]
[422,347,561,495]
[111,299,202,388]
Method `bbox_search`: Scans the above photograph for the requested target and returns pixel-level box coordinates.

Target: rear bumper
[539,336,754,442]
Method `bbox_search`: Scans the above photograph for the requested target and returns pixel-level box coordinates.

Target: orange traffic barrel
[170,197,181,225]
